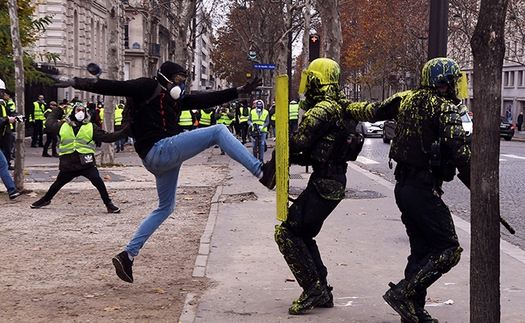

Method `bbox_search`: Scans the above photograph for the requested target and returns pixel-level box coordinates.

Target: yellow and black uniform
[30,96,47,147]
[273,59,353,315]
[30,103,130,213]
[346,57,470,323]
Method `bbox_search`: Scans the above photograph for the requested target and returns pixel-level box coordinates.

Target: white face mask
[75,111,85,121]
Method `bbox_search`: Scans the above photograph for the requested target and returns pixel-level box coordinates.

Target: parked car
[357,121,384,138]
[382,114,473,144]
[500,116,515,141]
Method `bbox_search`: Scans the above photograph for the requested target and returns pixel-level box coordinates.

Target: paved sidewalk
[181,159,525,323]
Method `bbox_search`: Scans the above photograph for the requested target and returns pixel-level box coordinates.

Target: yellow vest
[32,101,46,121]
[178,110,193,126]
[59,123,95,156]
[250,109,268,132]
[200,110,213,126]
[114,107,123,126]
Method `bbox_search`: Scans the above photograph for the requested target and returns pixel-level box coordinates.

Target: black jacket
[73,77,239,159]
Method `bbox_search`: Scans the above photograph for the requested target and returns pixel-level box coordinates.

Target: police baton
[457,173,515,235]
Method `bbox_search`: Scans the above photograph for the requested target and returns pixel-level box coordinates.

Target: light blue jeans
[0,151,16,195]
[125,124,262,256]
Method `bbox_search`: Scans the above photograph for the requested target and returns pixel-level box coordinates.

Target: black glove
[237,77,262,94]
[48,74,76,88]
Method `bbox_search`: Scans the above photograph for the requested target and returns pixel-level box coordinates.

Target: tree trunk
[8,0,26,189]
[101,0,121,165]
[316,0,342,61]
[469,0,509,322]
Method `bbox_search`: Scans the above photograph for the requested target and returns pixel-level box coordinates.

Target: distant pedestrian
[42,101,59,157]
[30,94,47,148]
[517,111,523,131]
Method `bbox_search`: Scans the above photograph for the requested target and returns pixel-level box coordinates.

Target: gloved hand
[237,77,262,94]
[48,74,76,88]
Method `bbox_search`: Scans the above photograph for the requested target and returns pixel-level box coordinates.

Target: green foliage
[0,0,57,90]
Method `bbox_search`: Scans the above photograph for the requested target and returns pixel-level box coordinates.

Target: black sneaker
[112,251,133,283]
[30,197,51,208]
[259,159,276,189]
[106,202,121,213]
[9,190,22,200]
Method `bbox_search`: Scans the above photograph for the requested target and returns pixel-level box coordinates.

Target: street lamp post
[428,0,449,59]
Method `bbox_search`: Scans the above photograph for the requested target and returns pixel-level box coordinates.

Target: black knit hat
[157,61,187,87]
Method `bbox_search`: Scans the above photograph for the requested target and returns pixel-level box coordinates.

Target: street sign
[253,63,276,70]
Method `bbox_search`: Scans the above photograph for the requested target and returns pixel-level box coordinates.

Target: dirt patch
[0,184,217,323]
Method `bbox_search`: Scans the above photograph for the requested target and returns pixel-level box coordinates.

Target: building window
[510,71,515,87]
[124,23,129,49]
[504,71,509,86]
[518,71,523,87]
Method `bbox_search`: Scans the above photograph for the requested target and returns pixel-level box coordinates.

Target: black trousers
[43,131,58,155]
[43,166,112,205]
[31,120,44,146]
[283,172,344,281]
[394,183,460,280]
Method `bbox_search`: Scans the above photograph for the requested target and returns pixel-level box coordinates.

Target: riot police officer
[346,57,471,323]
[274,58,360,315]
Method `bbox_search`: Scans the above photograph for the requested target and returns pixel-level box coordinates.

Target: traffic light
[309,34,320,62]
[248,50,257,61]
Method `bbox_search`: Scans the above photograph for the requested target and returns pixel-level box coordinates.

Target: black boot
[274,225,330,315]
[383,280,418,323]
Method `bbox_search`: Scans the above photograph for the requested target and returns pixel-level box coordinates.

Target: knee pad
[437,246,463,273]
[275,225,295,253]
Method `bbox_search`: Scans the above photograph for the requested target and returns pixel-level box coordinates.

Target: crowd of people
[0,55,474,323]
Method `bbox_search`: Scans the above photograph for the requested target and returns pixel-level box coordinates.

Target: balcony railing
[150,43,160,56]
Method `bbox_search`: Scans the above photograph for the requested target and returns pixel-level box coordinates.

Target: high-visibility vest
[1,101,7,135]
[43,107,53,130]
[7,98,16,130]
[32,101,46,121]
[289,103,299,121]
[178,110,193,126]
[239,107,249,123]
[199,110,213,126]
[114,107,123,126]
[250,109,268,132]
[58,123,95,156]
[217,112,232,125]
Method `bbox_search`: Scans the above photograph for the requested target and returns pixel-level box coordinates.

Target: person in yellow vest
[237,100,250,144]
[268,100,276,140]
[248,100,269,161]
[42,101,59,157]
[198,107,215,128]
[2,90,17,169]
[289,100,300,133]
[30,94,47,147]
[114,100,126,152]
[30,102,130,213]
[215,104,234,155]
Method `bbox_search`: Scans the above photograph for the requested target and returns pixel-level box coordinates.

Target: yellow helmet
[299,58,340,94]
